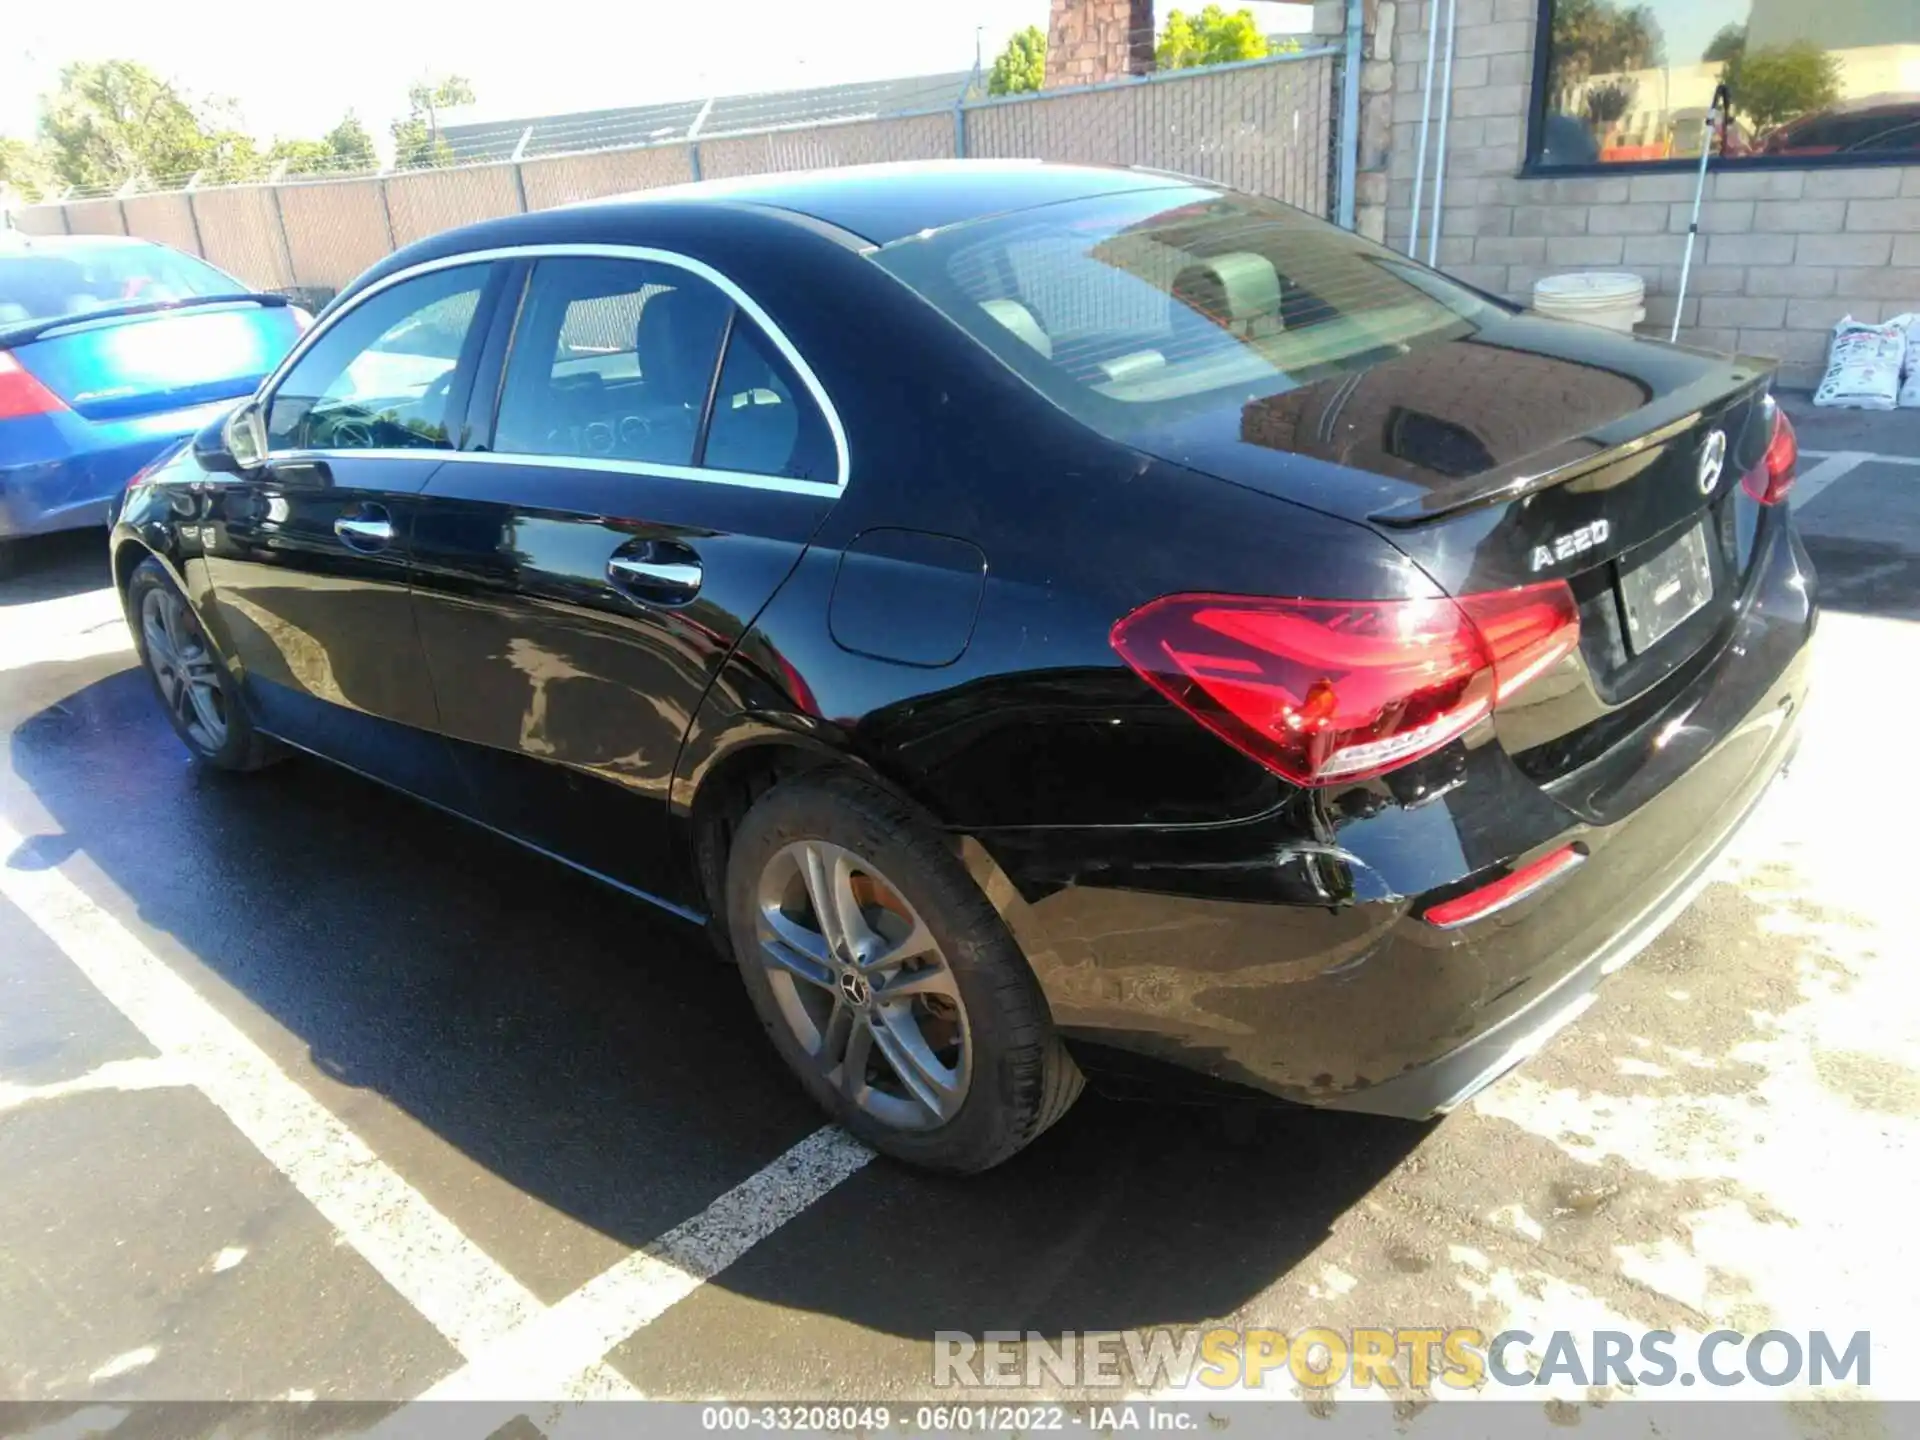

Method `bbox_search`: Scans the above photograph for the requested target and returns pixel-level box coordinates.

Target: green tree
[269,113,379,177]
[0,137,58,204]
[38,60,218,191]
[196,129,269,186]
[1547,0,1664,112]
[323,113,379,171]
[1722,41,1842,132]
[988,25,1048,95]
[392,76,476,170]
[1583,77,1638,128]
[1155,6,1283,70]
[1701,23,1745,65]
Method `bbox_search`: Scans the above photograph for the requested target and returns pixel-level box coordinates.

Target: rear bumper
[0,398,235,539]
[983,513,1815,1114]
[1320,715,1798,1118]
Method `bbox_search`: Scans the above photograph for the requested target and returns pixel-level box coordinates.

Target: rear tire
[126,556,275,772]
[725,772,1082,1173]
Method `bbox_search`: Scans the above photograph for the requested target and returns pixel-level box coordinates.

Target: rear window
[871,186,1504,435]
[0,243,241,328]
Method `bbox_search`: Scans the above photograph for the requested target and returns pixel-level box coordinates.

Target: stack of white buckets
[1529,272,1648,335]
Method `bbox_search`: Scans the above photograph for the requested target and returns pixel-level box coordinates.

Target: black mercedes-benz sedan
[110,160,1814,1172]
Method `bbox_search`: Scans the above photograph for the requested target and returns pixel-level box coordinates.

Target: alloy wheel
[754,840,971,1131]
[140,586,228,755]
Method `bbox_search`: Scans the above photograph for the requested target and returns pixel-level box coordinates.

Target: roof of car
[345,160,1225,301]
[575,160,1208,247]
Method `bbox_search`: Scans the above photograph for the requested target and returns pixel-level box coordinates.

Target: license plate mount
[1619,523,1714,654]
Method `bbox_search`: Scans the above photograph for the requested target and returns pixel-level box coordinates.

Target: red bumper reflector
[1424,844,1585,929]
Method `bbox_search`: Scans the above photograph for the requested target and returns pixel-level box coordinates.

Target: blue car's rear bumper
[0,397,240,539]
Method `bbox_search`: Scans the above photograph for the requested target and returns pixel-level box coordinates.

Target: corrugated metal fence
[12,51,1338,300]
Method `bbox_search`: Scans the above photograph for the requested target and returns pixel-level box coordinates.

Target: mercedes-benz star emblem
[839,970,871,1008]
[1698,429,1727,495]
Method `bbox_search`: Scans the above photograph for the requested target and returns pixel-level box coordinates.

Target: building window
[1528,0,1920,169]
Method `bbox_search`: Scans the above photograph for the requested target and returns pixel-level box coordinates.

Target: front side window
[873,186,1501,437]
[495,257,729,467]
[266,264,488,451]
[1530,0,1920,169]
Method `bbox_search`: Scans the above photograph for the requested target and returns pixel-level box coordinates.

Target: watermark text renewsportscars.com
[932,1327,1872,1392]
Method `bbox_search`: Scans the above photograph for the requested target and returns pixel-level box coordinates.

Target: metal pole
[1426,0,1458,268]
[268,181,298,291]
[1672,84,1728,343]
[686,95,714,182]
[954,67,976,158]
[376,175,398,253]
[184,170,207,256]
[1408,0,1441,257]
[1335,0,1362,229]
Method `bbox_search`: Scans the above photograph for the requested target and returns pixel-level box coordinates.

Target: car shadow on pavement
[0,529,114,607]
[1799,534,1920,622]
[7,661,1428,1340]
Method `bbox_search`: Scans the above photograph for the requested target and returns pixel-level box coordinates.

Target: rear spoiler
[0,292,292,349]
[1368,362,1775,528]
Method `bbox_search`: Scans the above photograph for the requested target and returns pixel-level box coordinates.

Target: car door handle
[335,512,394,552]
[608,549,702,604]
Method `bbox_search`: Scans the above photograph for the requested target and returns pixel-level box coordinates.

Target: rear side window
[495,257,727,467]
[702,318,836,483]
[266,264,488,452]
[493,254,835,483]
[872,186,1503,436]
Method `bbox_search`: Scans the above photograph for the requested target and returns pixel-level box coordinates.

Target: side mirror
[194,403,266,475]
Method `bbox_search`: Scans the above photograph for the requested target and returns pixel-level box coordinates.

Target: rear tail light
[1110,581,1580,787]
[0,351,67,419]
[1459,582,1583,700]
[1740,405,1797,506]
[1424,844,1585,928]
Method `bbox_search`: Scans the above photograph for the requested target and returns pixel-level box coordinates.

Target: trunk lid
[1123,312,1770,533]
[2,301,301,422]
[1123,314,1779,810]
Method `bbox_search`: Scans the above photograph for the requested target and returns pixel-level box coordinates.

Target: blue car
[0,234,307,572]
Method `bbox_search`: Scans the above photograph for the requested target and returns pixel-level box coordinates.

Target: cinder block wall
[1377,0,1920,387]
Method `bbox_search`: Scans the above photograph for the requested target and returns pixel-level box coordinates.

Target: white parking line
[1800,448,1920,467]
[0,815,635,1397]
[0,1055,187,1114]
[1790,451,1871,510]
[0,813,877,1405]
[418,1127,874,1401]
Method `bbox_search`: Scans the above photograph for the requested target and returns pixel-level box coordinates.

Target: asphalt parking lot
[3,398,1919,1424]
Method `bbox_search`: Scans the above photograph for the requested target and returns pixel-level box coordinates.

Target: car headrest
[983,299,1059,360]
[635,285,730,403]
[1172,252,1284,334]
[979,298,1053,359]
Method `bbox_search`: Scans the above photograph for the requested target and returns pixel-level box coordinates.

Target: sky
[2,1,1316,156]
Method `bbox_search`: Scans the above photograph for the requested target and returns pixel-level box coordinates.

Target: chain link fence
[11,49,1339,303]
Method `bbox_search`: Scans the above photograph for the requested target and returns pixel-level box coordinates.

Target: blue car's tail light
[0,351,67,420]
